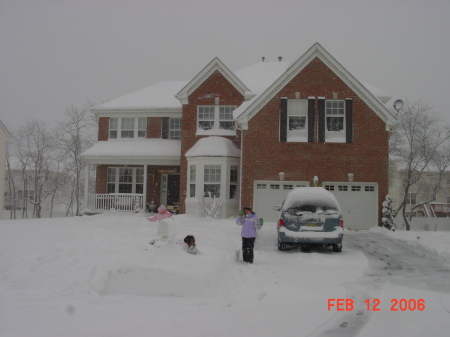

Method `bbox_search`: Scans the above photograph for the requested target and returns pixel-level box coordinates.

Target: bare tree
[390,101,450,230]
[56,103,97,216]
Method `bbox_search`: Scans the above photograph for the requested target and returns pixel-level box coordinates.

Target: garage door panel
[253,181,308,222]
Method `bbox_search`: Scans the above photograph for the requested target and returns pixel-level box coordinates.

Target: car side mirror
[273,206,281,211]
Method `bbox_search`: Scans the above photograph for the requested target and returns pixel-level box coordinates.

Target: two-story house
[81,43,397,230]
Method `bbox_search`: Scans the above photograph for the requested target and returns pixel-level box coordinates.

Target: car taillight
[339,220,344,228]
[278,219,285,227]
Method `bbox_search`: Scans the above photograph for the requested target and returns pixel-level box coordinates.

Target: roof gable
[175,57,252,104]
[234,43,397,129]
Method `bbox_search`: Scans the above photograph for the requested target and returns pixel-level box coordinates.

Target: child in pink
[147,205,173,222]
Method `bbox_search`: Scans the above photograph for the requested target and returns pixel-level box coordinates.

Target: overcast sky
[1,0,450,132]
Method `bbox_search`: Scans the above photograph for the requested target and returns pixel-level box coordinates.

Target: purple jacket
[236,212,261,238]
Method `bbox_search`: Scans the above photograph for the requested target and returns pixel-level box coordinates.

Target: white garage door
[253,181,309,222]
[324,183,378,230]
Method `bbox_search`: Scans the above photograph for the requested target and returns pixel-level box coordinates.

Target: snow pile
[370,226,450,267]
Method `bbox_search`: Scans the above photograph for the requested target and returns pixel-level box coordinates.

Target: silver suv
[274,187,344,252]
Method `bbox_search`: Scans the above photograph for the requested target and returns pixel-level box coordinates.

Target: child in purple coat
[236,207,261,263]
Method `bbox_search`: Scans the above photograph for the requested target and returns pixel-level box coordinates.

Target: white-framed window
[18,189,35,201]
[287,99,307,141]
[325,100,345,141]
[189,165,196,198]
[107,167,144,194]
[406,192,417,205]
[204,165,221,197]
[109,118,146,139]
[230,166,238,199]
[169,118,181,140]
[197,106,236,135]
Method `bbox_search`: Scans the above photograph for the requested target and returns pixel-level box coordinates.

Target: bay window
[230,166,238,199]
[189,165,196,197]
[204,165,221,197]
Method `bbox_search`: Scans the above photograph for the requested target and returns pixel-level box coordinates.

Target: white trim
[176,57,251,104]
[93,109,182,118]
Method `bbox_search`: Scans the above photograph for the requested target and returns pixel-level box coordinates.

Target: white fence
[86,193,144,212]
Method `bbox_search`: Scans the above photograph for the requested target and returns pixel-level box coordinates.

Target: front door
[160,174,180,207]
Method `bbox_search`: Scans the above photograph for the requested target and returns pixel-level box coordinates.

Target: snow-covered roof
[92,81,188,111]
[81,139,181,165]
[185,136,241,158]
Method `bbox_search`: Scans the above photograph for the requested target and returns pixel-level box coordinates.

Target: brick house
[81,43,397,229]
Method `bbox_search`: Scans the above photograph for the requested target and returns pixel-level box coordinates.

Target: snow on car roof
[283,187,341,211]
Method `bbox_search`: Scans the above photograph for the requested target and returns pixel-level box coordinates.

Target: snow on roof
[93,81,188,110]
[185,136,241,158]
[360,81,392,104]
[233,61,290,118]
[81,139,181,160]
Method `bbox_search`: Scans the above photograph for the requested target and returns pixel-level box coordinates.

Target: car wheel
[332,243,342,252]
[278,242,287,251]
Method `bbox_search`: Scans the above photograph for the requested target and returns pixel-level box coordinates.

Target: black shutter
[280,98,288,142]
[318,98,325,143]
[308,98,315,143]
[162,117,169,139]
[345,99,353,143]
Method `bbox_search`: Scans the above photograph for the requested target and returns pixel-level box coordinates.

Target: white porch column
[143,164,147,212]
[84,164,89,209]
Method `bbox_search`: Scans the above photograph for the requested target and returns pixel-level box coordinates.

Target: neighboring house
[4,169,74,216]
[0,120,10,220]
[390,170,450,218]
[81,43,397,230]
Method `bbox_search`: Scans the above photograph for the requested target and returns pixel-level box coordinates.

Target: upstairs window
[325,100,345,141]
[169,118,181,140]
[197,106,236,135]
[109,118,146,139]
[287,99,308,141]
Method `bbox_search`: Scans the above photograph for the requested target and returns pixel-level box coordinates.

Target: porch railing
[86,193,144,212]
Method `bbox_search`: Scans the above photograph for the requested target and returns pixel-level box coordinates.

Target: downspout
[236,123,244,210]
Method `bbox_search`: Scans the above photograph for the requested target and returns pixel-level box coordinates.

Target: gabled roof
[234,43,397,129]
[175,57,253,104]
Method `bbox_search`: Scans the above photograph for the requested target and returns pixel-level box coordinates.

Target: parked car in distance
[274,187,344,252]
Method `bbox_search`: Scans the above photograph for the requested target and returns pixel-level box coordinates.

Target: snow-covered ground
[1,213,449,337]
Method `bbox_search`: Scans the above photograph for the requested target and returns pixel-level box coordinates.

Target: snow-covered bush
[382,195,395,230]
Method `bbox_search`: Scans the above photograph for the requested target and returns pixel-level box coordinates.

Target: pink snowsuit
[147,205,173,222]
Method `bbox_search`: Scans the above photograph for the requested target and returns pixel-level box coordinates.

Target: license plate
[306,223,318,227]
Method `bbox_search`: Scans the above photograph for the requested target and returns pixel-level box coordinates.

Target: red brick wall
[178,70,245,213]
[239,57,389,225]
[148,117,162,138]
[98,117,109,141]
